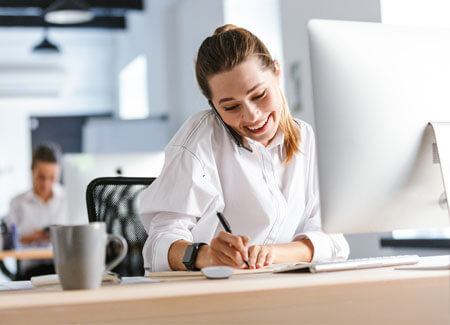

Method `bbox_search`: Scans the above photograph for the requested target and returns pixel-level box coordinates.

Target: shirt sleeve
[5,196,20,229]
[293,123,350,262]
[139,146,223,272]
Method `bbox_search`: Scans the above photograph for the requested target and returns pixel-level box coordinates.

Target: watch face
[183,244,199,271]
[183,245,195,264]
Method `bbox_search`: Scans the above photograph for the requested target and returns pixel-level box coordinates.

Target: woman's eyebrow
[218,82,264,104]
[219,97,234,104]
[246,82,263,94]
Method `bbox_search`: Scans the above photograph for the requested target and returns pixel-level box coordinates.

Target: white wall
[0,28,115,116]
[381,0,450,28]
[82,117,169,153]
[166,0,225,134]
[81,0,176,154]
[0,28,116,215]
[279,0,382,127]
[115,0,179,118]
[223,0,285,89]
[0,110,31,216]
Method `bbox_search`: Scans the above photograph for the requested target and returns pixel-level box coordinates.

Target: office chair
[86,177,155,276]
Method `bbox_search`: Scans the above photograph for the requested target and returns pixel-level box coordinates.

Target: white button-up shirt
[139,110,349,271]
[6,183,68,236]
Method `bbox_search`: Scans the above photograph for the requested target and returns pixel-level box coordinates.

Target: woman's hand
[247,245,276,269]
[19,229,50,244]
[201,231,249,269]
[247,240,314,268]
[169,238,314,271]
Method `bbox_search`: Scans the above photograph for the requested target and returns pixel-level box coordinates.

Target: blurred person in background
[5,143,68,279]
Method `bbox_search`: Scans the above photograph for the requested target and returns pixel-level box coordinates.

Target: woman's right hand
[19,229,50,244]
[198,231,249,269]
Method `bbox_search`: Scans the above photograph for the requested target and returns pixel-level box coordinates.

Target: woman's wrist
[194,244,210,269]
[269,239,314,264]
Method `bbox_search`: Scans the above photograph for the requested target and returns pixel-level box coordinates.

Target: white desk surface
[0,255,448,324]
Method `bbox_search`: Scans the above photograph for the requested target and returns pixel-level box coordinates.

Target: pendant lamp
[32,28,60,53]
[44,0,94,24]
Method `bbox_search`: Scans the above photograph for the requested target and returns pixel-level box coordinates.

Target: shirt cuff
[294,231,336,263]
[152,234,185,272]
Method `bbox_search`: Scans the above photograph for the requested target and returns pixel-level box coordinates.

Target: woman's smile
[245,112,272,134]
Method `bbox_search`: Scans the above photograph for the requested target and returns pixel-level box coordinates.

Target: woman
[6,143,67,279]
[139,25,349,272]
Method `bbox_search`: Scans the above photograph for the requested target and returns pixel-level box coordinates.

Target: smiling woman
[139,24,349,273]
[208,57,282,147]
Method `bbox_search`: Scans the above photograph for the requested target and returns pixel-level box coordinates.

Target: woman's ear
[273,60,281,81]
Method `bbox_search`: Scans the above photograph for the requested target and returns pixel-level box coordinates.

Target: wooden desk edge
[0,248,53,260]
[0,266,448,311]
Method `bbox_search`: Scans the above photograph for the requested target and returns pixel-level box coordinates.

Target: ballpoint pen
[216,212,250,268]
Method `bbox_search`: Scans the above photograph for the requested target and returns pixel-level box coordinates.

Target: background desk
[0,248,53,261]
[0,257,448,324]
[0,248,53,281]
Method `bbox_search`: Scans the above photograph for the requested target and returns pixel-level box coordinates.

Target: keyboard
[275,255,420,273]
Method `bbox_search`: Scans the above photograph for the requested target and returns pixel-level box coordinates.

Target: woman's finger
[255,247,268,269]
[248,245,260,269]
[264,252,274,266]
[211,236,245,265]
[209,245,243,267]
[217,231,248,260]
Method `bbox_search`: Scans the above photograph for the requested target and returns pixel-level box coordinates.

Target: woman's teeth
[248,115,269,130]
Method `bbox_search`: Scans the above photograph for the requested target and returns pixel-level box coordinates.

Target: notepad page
[148,263,306,277]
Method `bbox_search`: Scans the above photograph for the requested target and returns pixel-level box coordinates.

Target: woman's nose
[242,102,260,123]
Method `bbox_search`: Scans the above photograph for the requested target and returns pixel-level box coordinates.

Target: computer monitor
[63,152,164,225]
[307,19,450,234]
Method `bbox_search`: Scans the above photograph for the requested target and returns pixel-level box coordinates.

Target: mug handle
[105,234,128,272]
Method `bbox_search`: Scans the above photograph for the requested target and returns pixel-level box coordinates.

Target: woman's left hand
[247,244,275,269]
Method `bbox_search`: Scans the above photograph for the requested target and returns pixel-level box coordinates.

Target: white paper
[0,280,34,291]
[395,255,450,270]
[120,277,159,284]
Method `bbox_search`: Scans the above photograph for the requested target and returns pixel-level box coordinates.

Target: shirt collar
[266,128,284,149]
[24,189,36,201]
[25,183,63,203]
[243,128,284,150]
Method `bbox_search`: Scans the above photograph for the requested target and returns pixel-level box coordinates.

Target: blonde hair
[195,24,301,163]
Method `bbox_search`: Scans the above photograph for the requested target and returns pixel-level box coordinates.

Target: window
[119,55,149,120]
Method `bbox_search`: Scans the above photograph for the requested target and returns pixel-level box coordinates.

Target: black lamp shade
[33,37,60,53]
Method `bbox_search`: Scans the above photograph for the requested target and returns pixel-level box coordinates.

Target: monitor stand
[430,122,450,209]
[381,123,450,259]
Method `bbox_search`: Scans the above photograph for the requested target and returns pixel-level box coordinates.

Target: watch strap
[183,242,206,271]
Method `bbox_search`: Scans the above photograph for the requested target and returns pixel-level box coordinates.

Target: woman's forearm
[270,239,314,264]
[168,239,191,270]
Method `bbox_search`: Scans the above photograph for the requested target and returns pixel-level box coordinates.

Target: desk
[0,248,53,261]
[0,257,448,324]
[0,248,53,281]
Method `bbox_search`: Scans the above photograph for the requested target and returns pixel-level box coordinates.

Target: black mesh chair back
[86,177,154,276]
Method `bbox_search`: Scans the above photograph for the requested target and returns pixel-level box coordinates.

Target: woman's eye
[224,104,239,111]
[252,90,266,100]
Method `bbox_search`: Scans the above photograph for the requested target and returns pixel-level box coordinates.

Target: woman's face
[209,56,282,147]
[32,161,59,200]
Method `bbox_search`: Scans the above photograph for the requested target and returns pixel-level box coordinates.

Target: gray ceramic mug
[51,222,127,290]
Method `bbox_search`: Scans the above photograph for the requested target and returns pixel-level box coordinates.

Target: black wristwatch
[182,243,207,271]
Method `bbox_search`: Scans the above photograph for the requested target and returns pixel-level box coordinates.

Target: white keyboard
[275,255,420,273]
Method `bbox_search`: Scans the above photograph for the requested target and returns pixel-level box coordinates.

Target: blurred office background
[0,0,448,269]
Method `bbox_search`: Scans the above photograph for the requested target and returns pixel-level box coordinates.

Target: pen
[216,212,250,268]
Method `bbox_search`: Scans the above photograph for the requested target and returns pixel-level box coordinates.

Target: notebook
[147,263,293,277]
[274,255,420,273]
[31,272,121,287]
